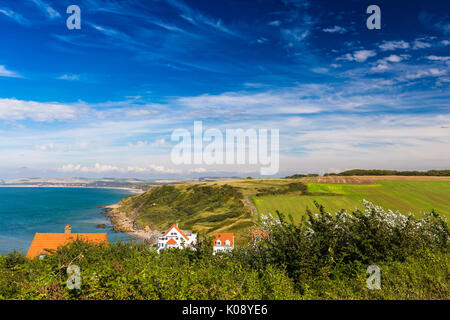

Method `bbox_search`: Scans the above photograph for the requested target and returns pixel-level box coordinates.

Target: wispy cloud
[167,0,238,36]
[379,40,410,51]
[0,7,30,25]
[322,25,346,34]
[30,0,60,19]
[0,98,81,121]
[0,65,21,78]
[371,54,408,72]
[413,39,431,50]
[58,74,80,81]
[58,163,181,174]
[338,50,376,62]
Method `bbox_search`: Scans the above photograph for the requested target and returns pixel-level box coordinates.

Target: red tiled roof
[213,233,234,247]
[26,232,108,259]
[252,230,269,242]
[163,224,188,241]
[166,238,177,245]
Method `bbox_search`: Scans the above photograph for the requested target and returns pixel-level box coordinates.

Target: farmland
[251,179,450,222]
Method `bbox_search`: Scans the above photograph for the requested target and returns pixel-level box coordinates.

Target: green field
[252,180,450,222]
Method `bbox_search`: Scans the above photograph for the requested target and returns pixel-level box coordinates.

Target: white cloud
[188,167,207,173]
[58,163,181,174]
[0,98,80,121]
[339,50,376,62]
[128,141,148,148]
[281,28,310,45]
[151,138,170,147]
[268,20,280,27]
[30,0,60,19]
[58,74,80,81]
[34,143,55,152]
[167,0,238,36]
[311,67,328,74]
[413,39,431,50]
[405,68,446,80]
[0,8,29,25]
[379,40,410,51]
[427,55,450,61]
[0,65,21,78]
[371,54,407,72]
[322,26,346,34]
[123,108,158,118]
[384,54,404,63]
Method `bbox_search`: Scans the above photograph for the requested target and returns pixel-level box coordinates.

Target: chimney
[65,224,71,234]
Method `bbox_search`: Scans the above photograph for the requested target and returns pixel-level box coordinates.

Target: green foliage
[0,240,299,300]
[4,250,27,269]
[284,174,319,179]
[0,201,448,300]
[242,201,449,297]
[118,184,250,238]
[255,182,309,196]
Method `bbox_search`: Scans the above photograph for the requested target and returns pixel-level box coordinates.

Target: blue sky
[0,0,449,178]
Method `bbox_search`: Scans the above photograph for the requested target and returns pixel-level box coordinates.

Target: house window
[39,253,48,260]
[225,240,231,246]
[216,240,221,246]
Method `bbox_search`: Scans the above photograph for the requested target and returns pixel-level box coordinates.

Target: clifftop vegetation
[116,184,252,240]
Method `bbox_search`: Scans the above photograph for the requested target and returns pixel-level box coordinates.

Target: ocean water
[0,187,136,255]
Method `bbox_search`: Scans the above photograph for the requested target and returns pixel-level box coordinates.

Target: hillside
[108,176,450,243]
[113,184,253,241]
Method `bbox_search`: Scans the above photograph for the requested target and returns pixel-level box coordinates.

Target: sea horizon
[0,187,136,255]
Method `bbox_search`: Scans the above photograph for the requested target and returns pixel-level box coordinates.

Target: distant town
[0,177,240,191]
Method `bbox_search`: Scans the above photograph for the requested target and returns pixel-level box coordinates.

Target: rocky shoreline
[101,204,161,245]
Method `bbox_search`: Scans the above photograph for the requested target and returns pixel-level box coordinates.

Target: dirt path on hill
[244,196,258,216]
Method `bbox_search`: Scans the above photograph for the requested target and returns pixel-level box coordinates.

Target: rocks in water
[96,223,107,229]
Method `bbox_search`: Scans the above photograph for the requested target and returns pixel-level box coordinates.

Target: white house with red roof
[157,224,197,252]
[213,233,234,254]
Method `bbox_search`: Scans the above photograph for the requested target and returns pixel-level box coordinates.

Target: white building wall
[157,225,197,252]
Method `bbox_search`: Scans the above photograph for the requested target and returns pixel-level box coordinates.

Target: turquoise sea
[0,187,136,255]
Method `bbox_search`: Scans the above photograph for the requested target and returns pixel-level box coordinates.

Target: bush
[240,201,449,293]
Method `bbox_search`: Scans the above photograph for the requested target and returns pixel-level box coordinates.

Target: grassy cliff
[116,183,253,241]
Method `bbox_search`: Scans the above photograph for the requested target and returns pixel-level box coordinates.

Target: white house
[157,224,197,252]
[213,233,234,254]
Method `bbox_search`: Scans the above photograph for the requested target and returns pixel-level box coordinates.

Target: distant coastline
[0,185,145,194]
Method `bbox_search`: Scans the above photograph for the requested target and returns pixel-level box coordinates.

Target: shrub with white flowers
[244,201,449,285]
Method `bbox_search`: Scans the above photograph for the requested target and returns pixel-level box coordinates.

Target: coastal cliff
[103,183,254,244]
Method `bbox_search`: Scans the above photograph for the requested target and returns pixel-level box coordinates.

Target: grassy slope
[252,180,450,222]
[117,183,253,243]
